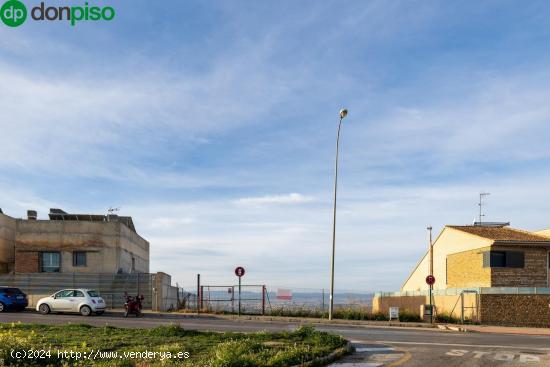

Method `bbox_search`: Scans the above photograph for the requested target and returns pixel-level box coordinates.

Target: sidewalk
[458,324,550,336]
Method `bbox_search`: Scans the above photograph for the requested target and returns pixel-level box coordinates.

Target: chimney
[27,210,37,220]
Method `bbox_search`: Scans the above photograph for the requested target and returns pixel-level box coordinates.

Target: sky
[2,0,550,291]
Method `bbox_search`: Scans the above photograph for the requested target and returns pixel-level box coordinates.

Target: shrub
[436,312,461,324]
[398,311,421,322]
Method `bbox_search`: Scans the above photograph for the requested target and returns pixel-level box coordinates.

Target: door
[52,290,74,311]
[69,290,86,312]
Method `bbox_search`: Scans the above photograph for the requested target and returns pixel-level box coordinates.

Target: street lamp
[427,226,433,323]
[329,108,348,321]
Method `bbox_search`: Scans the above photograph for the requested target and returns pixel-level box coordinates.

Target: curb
[102,310,439,329]
[437,324,469,332]
[180,313,437,329]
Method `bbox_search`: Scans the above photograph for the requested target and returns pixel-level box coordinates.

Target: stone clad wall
[480,294,550,327]
[491,246,548,287]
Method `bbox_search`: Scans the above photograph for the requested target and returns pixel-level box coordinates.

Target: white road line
[376,340,550,351]
[355,347,395,352]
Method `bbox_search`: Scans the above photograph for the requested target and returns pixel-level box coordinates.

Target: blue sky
[2,1,550,291]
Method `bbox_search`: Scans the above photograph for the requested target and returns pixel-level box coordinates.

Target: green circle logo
[1,0,27,27]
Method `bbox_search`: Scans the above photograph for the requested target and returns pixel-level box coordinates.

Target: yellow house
[402,225,550,291]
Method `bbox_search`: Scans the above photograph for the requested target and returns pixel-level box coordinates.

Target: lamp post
[329,108,348,321]
[427,226,433,323]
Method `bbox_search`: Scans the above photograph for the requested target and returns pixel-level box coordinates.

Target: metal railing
[375,287,550,297]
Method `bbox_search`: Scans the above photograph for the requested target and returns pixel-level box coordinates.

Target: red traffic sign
[426,275,436,285]
[235,266,245,277]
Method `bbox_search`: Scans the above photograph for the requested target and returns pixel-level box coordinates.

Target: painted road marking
[329,343,401,366]
[356,347,395,352]
[445,349,542,363]
[376,340,550,351]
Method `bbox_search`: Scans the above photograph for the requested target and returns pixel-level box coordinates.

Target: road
[2,312,550,366]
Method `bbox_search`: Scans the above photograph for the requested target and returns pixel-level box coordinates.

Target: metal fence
[375,287,550,297]
[176,284,373,315]
[0,273,153,309]
[200,285,267,314]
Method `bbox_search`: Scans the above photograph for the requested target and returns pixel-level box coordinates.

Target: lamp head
[339,109,348,119]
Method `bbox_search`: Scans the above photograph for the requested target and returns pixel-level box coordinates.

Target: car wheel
[96,311,104,316]
[39,304,50,315]
[80,305,92,316]
[0,302,5,312]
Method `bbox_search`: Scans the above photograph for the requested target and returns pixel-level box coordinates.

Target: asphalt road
[2,312,550,366]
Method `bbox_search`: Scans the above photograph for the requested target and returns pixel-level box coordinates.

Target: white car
[36,289,106,316]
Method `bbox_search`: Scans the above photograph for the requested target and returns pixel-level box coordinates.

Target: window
[73,251,86,267]
[87,290,99,297]
[73,290,84,297]
[41,252,60,272]
[491,251,506,267]
[0,288,22,296]
[54,290,73,298]
[483,251,524,268]
[131,257,135,272]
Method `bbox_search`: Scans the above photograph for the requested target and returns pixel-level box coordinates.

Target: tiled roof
[448,226,550,242]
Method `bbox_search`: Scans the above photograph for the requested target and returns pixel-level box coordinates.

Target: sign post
[427,226,434,323]
[234,266,245,316]
[426,274,436,323]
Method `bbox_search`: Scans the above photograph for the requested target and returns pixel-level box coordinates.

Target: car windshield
[87,290,99,297]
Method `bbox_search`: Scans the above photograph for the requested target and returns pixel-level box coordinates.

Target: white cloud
[234,193,315,206]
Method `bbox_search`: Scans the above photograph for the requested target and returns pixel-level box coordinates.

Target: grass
[0,323,347,366]
[262,307,422,323]
[181,306,426,323]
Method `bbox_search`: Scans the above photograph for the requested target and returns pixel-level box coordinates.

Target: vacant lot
[0,322,347,366]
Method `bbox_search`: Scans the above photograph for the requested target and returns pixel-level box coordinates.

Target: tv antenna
[478,192,490,224]
[108,207,120,215]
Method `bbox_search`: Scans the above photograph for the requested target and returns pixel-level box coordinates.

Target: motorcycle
[123,292,144,317]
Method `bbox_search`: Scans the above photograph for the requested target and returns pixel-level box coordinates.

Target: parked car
[0,287,28,312]
[36,289,106,316]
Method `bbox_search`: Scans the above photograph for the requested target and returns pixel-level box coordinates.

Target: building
[372,223,550,327]
[0,208,149,274]
[402,224,550,291]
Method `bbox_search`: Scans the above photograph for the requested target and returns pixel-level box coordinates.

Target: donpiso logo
[1,0,115,27]
[1,0,27,27]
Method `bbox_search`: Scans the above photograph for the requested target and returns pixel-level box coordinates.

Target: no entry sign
[235,266,245,277]
[426,274,436,286]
